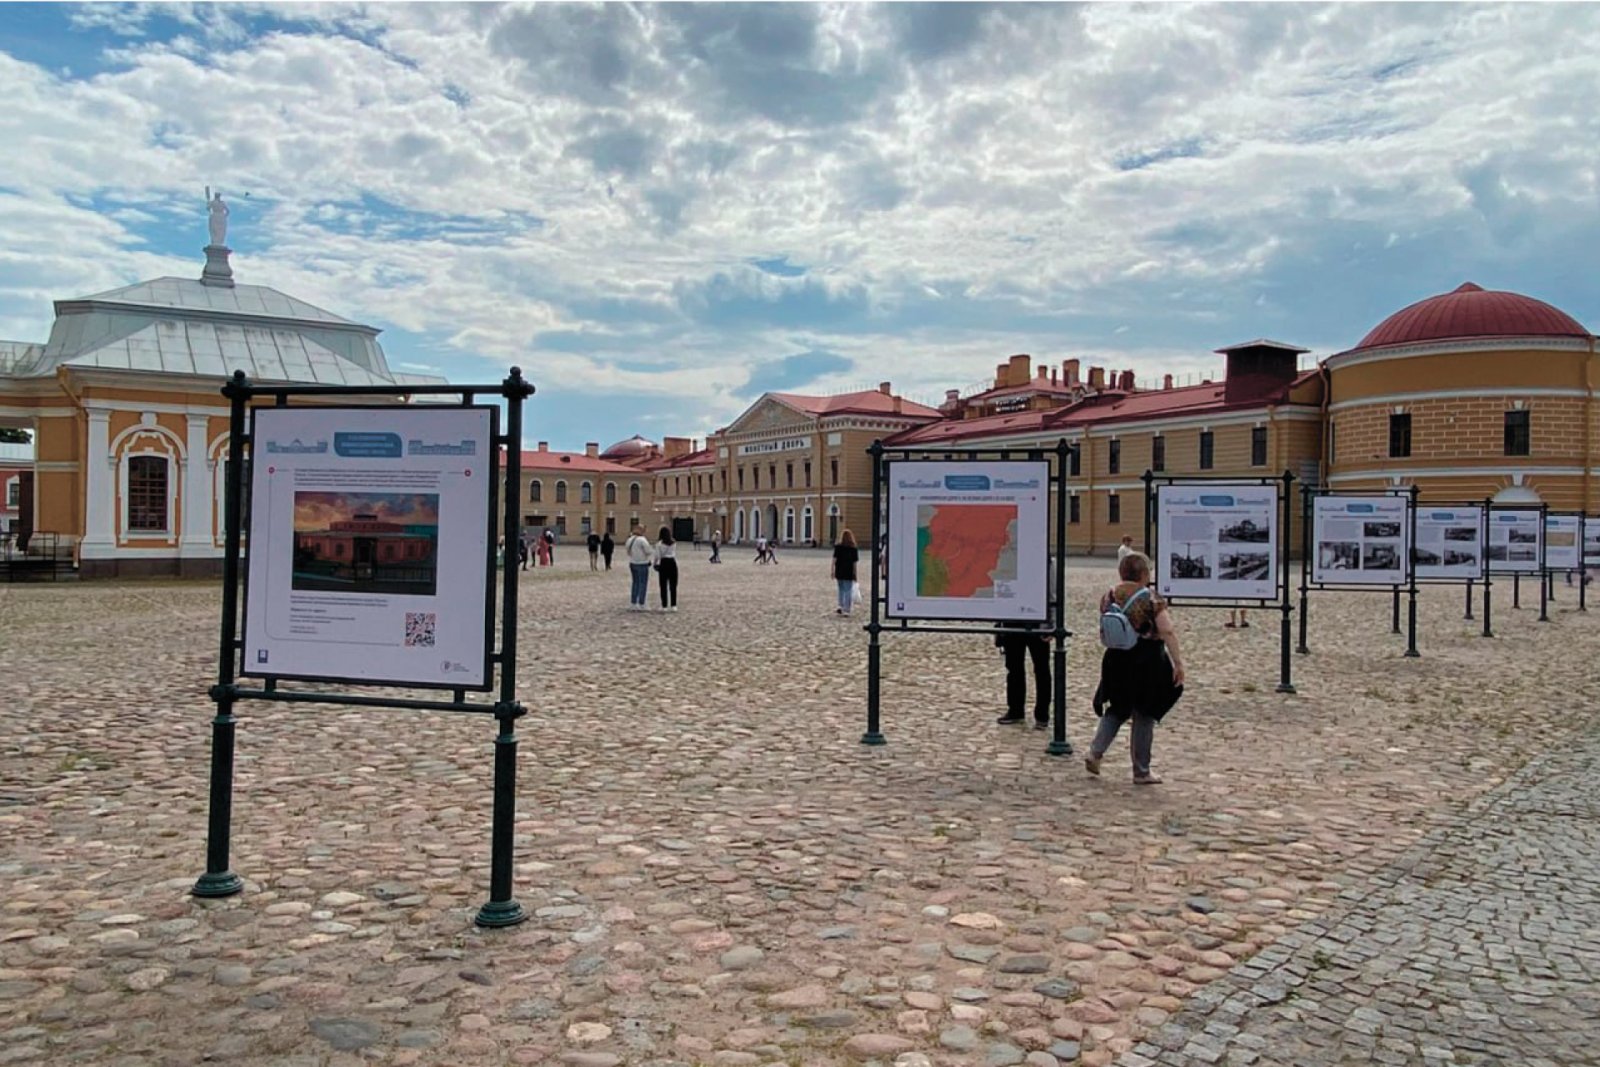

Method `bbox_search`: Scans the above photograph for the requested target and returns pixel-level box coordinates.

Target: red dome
[1353,283,1589,352]
[601,434,657,459]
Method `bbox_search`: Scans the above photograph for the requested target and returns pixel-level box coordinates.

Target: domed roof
[1353,283,1589,352]
[601,434,658,458]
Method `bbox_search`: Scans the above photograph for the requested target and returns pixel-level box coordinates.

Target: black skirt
[1099,638,1183,722]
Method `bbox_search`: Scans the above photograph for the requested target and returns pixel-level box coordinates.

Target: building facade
[518,442,656,540]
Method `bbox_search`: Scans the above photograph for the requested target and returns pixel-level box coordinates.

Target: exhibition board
[1310,493,1411,586]
[242,405,496,690]
[1413,504,1486,582]
[1487,507,1545,574]
[883,458,1051,623]
[1544,513,1582,572]
[1154,482,1279,601]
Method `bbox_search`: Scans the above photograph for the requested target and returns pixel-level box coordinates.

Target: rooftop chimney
[537,441,549,452]
[1008,354,1031,387]
[1163,373,1174,390]
[878,381,892,395]
[1050,368,1059,387]
[1064,359,1080,386]
[584,441,599,457]
[996,362,1009,388]
[945,389,961,401]
[892,396,903,414]
[1118,370,1135,391]
[1036,364,1048,381]
[1088,366,1105,390]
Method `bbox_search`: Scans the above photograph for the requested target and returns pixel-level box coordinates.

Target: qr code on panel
[405,612,436,647]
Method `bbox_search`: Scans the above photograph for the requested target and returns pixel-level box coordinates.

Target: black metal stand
[862,442,1073,753]
[1296,484,1417,659]
[1404,486,1420,657]
[1465,579,1474,621]
[1391,588,1401,634]
[1514,572,1521,609]
[1296,494,1310,655]
[1277,471,1295,694]
[862,442,886,746]
[191,368,536,932]
[1539,568,1550,622]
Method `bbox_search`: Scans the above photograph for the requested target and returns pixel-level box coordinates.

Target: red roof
[653,447,717,470]
[770,389,941,420]
[1351,283,1590,352]
[519,449,642,475]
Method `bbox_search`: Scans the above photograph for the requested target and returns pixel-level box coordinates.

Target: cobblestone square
[2,553,1597,1066]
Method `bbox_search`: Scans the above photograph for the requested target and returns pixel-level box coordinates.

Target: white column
[180,414,212,556]
[81,409,114,557]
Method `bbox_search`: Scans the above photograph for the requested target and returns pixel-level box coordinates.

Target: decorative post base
[1045,739,1073,757]
[1275,682,1297,694]
[192,871,243,898]
[473,898,528,929]
[859,731,886,746]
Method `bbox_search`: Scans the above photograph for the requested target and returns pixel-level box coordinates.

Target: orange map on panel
[916,503,1019,597]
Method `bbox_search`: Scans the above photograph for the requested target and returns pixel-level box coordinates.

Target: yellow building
[0,239,443,577]
[517,441,656,540]
[1324,282,1597,509]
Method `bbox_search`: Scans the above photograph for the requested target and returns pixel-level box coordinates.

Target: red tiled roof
[885,376,1314,447]
[969,380,1080,402]
[654,448,717,470]
[519,449,643,475]
[770,389,941,419]
[1349,283,1590,353]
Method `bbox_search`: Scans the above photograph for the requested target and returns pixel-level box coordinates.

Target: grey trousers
[1089,710,1155,776]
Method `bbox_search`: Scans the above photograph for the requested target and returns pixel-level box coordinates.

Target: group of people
[752,536,780,564]
[517,527,559,569]
[998,540,1186,786]
[623,525,680,611]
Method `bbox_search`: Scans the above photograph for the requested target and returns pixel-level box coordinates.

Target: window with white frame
[127,455,170,532]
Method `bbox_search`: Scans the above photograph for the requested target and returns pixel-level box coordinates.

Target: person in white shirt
[753,535,767,563]
[653,526,679,611]
[1116,535,1135,564]
[624,525,653,610]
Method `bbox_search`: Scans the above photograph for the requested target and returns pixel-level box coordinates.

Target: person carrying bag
[1086,551,1185,784]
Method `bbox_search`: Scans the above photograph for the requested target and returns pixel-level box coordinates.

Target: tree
[0,428,30,444]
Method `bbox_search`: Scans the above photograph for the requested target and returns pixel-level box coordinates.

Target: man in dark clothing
[995,624,1051,728]
[586,531,601,571]
[599,531,615,571]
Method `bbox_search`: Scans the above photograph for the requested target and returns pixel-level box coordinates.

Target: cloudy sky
[2,2,1596,449]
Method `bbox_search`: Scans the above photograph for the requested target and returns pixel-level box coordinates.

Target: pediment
[726,396,812,436]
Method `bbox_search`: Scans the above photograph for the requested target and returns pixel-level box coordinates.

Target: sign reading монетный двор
[1157,483,1278,600]
[885,460,1049,622]
[242,406,494,689]
[1312,494,1410,586]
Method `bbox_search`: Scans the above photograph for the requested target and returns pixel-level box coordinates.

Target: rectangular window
[830,458,839,486]
[1388,414,1412,459]
[753,467,760,490]
[1108,494,1121,524]
[581,482,593,504]
[1069,495,1081,524]
[1251,425,1268,467]
[555,516,567,536]
[580,517,592,535]
[1108,439,1121,475]
[804,461,812,487]
[739,467,745,490]
[6,481,18,507]
[786,463,794,488]
[1504,410,1530,456]
[721,470,727,492]
[605,517,615,535]
[769,464,776,489]
[126,455,169,531]
[1199,431,1215,470]
[1151,435,1165,472]
[1069,446,1081,477]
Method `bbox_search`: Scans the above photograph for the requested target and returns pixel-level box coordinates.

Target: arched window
[126,455,170,532]
[735,509,745,541]
[580,481,592,504]
[784,507,795,543]
[802,506,814,543]
[750,507,761,540]
[555,480,568,503]
[605,482,616,505]
[530,479,542,503]
[629,482,640,506]
[828,503,841,544]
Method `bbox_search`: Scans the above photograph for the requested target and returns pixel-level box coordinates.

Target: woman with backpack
[1088,550,1185,784]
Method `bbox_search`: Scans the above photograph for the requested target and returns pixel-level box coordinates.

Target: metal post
[1404,485,1419,657]
[1296,484,1311,655]
[1465,579,1474,620]
[1582,518,1589,612]
[1539,570,1549,622]
[1142,470,1155,556]
[194,371,251,899]
[1513,572,1520,610]
[1391,586,1401,634]
[1481,500,1493,638]
[1277,471,1296,694]
[1047,441,1072,757]
[862,442,886,745]
[476,366,533,928]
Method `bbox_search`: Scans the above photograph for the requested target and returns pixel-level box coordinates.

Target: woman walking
[654,526,679,611]
[600,530,615,571]
[1087,551,1185,784]
[831,529,859,616]
[625,524,652,610]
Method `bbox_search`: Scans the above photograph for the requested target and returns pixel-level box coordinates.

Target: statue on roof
[206,187,229,247]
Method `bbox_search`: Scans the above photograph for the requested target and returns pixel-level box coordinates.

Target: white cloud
[0,1,1596,444]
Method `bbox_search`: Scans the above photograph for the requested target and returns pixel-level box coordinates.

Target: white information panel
[1487,508,1544,573]
[243,406,494,688]
[1413,505,1483,580]
[885,460,1049,622]
[1312,494,1410,586]
[1544,513,1582,571]
[1586,516,1600,568]
[1156,483,1278,600]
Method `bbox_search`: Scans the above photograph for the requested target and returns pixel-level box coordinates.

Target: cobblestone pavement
[2,552,1597,1067]
[1117,717,1600,1067]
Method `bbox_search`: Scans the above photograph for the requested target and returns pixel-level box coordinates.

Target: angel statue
[206,187,229,247]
